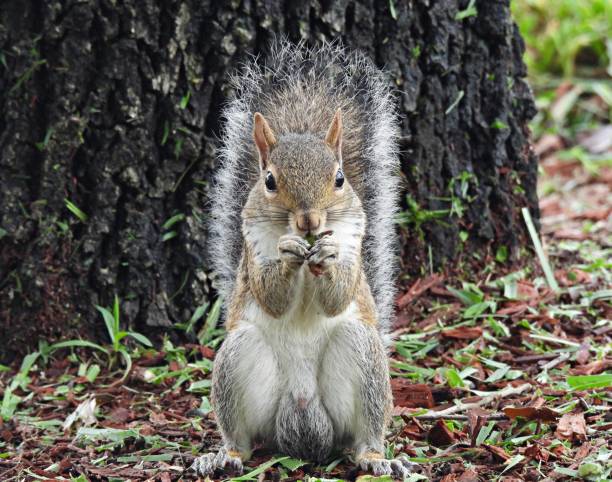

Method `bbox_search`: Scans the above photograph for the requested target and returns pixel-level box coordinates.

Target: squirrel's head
[252,110,354,237]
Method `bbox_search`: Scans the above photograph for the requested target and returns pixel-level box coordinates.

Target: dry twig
[413,383,532,419]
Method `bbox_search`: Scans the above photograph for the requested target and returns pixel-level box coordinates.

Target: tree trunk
[0,0,538,361]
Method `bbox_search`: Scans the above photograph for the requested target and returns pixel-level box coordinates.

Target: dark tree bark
[0,0,538,361]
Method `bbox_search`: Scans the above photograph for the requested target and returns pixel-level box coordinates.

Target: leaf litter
[0,118,611,482]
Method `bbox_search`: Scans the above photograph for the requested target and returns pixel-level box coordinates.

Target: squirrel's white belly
[237,267,361,444]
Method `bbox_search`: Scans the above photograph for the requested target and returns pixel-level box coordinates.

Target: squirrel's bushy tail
[209,40,400,334]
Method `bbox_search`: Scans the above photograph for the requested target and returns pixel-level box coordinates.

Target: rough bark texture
[0,0,538,361]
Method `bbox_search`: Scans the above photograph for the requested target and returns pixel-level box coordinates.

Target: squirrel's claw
[278,235,309,266]
[190,448,243,476]
[307,236,338,275]
[358,453,418,479]
[390,456,420,478]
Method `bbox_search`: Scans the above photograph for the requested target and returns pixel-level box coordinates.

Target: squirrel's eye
[265,171,277,191]
[335,169,345,189]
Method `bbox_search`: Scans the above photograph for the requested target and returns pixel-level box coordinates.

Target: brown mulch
[0,126,610,481]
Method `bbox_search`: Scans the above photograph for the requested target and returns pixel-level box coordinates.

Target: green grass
[95,295,153,380]
[512,0,611,141]
[511,0,610,78]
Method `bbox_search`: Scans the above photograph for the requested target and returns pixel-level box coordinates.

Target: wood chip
[441,327,483,340]
[397,273,445,308]
[427,419,456,447]
[503,406,560,422]
[457,468,479,482]
[555,412,587,442]
[524,443,549,462]
[483,444,510,462]
[467,408,489,446]
[391,380,435,408]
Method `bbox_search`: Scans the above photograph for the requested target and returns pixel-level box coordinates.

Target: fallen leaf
[555,412,587,442]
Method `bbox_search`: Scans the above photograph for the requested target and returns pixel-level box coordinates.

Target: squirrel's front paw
[278,235,310,267]
[358,452,418,479]
[307,235,338,276]
[190,448,243,476]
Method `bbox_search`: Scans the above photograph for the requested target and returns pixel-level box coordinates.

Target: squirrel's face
[263,136,345,235]
[252,111,351,236]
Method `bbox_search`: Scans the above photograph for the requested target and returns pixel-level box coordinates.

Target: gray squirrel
[192,40,416,478]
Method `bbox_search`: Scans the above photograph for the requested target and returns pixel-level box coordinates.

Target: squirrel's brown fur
[209,40,401,335]
[193,41,416,479]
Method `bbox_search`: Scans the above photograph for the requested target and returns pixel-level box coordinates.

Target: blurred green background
[511,0,611,144]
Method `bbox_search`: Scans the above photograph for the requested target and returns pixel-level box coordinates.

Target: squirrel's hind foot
[358,452,419,479]
[190,448,243,476]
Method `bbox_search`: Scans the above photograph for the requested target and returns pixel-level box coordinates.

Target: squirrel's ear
[325,109,343,167]
[253,112,277,171]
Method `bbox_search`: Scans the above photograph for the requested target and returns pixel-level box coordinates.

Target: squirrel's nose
[296,211,321,233]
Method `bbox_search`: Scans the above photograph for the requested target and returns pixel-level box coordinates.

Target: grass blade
[567,374,612,391]
[113,295,120,333]
[126,332,153,347]
[231,456,290,481]
[521,207,559,292]
[96,305,117,345]
[64,199,88,222]
[47,340,109,356]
